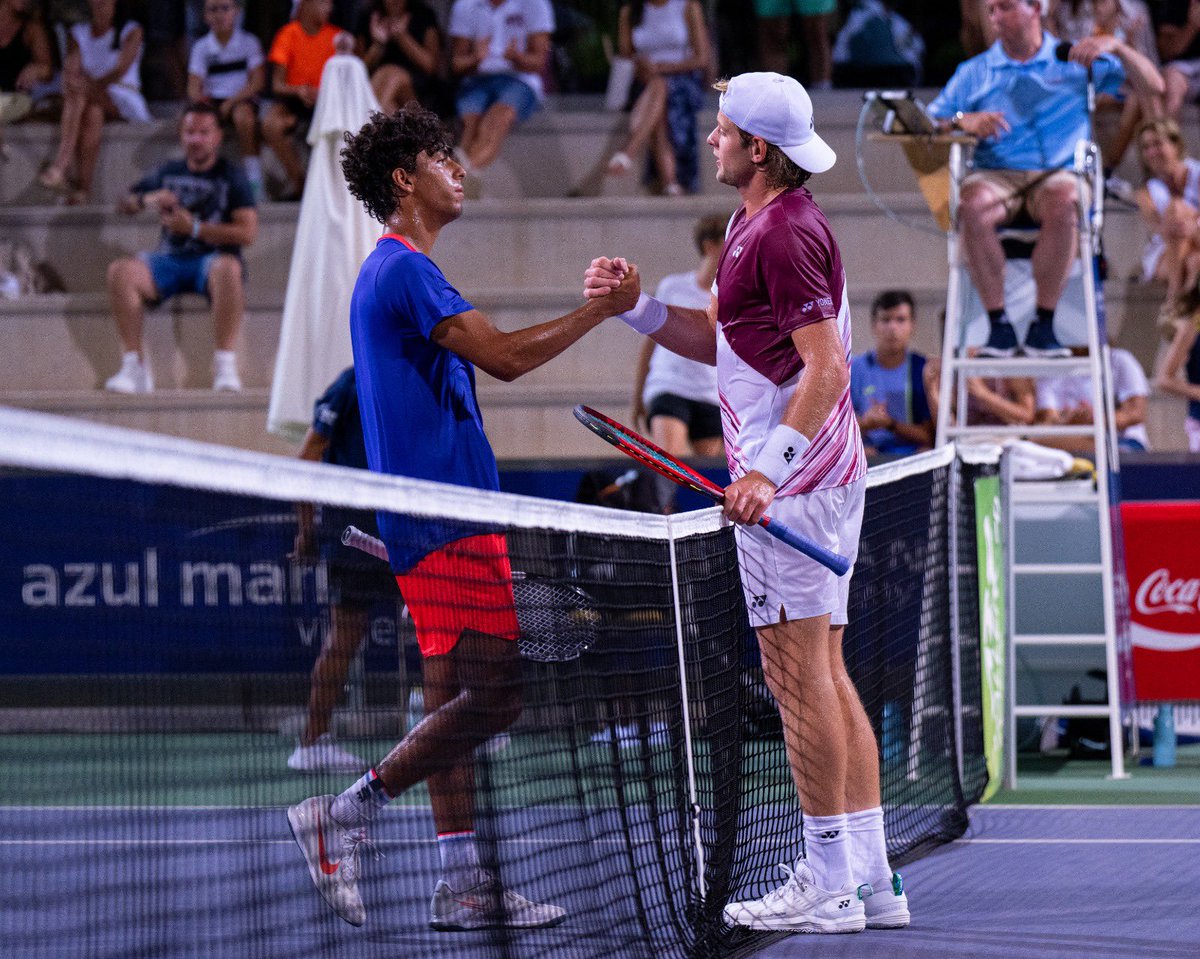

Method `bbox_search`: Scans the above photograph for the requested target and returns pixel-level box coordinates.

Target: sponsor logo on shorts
[750,593,766,608]
[819,830,840,840]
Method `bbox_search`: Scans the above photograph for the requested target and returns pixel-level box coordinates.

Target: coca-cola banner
[1121,501,1200,703]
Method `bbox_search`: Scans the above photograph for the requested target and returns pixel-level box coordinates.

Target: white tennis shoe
[864,872,910,929]
[723,860,866,934]
[287,794,372,926]
[287,735,367,773]
[105,352,153,394]
[429,870,567,931]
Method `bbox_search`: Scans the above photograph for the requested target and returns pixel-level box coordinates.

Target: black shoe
[1022,319,1071,358]
[977,320,1019,358]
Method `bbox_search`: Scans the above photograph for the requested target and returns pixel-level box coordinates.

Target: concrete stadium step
[0,91,930,205]
[0,193,1149,299]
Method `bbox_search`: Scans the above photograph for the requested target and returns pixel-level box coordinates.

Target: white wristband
[751,425,810,487]
[617,292,668,336]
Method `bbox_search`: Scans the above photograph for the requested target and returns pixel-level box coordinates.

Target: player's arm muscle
[779,319,849,437]
[648,295,717,364]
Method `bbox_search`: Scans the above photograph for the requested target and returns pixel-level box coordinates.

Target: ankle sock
[1035,306,1055,327]
[802,813,853,892]
[438,831,482,890]
[329,768,392,829]
[845,806,893,890]
[987,308,1007,327]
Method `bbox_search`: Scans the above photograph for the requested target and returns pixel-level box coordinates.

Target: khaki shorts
[734,477,865,628]
[962,168,1091,224]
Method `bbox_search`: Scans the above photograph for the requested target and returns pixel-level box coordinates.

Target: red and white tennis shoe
[723,860,867,934]
[429,870,566,931]
[287,794,372,926]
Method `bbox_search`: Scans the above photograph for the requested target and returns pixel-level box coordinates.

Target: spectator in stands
[631,213,725,510]
[605,0,713,196]
[1051,0,1161,169]
[1035,343,1151,449]
[38,0,151,205]
[263,0,341,200]
[1155,311,1200,450]
[924,353,1037,428]
[356,0,445,115]
[1155,0,1200,119]
[0,0,54,155]
[289,366,397,773]
[448,0,554,183]
[1134,117,1200,319]
[187,0,267,200]
[1050,0,1162,169]
[928,0,1163,359]
[104,102,258,394]
[754,0,835,90]
[850,290,934,458]
[832,0,925,88]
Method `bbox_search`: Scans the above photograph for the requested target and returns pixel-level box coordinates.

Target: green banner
[974,475,1006,802]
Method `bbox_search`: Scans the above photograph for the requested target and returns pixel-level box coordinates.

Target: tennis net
[0,406,997,959]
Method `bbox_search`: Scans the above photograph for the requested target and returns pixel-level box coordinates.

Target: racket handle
[342,525,389,562]
[758,515,852,576]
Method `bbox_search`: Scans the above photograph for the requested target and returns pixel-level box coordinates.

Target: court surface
[1,800,1195,959]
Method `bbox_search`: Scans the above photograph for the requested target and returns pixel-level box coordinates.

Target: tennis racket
[572,405,851,576]
[341,526,600,662]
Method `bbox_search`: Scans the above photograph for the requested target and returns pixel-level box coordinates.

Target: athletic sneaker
[287,794,371,926]
[105,352,153,394]
[287,734,367,773]
[1021,319,1071,358]
[977,320,1019,358]
[864,872,910,929]
[723,860,867,934]
[429,871,567,931]
[212,353,242,392]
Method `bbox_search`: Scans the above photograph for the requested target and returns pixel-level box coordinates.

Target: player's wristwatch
[950,111,966,131]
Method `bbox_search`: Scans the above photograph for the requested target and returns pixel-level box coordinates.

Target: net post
[948,444,965,783]
[665,516,708,901]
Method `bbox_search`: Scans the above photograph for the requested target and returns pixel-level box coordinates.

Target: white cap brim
[780,135,837,175]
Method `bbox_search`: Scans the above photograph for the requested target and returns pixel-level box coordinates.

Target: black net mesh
[0,427,991,959]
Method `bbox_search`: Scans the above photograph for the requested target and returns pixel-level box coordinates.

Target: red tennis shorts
[395,533,521,658]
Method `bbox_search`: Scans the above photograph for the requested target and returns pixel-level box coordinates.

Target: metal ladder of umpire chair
[934,138,1129,785]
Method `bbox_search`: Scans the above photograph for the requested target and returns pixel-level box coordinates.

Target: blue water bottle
[1153,705,1176,768]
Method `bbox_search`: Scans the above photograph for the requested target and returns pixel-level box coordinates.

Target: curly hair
[340,105,454,224]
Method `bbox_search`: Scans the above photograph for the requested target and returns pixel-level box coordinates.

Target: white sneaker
[429,870,566,931]
[864,872,910,929]
[105,352,153,393]
[212,353,242,392]
[287,795,372,926]
[723,860,867,934]
[287,734,367,773]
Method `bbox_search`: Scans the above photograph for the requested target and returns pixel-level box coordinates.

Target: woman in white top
[606,0,712,196]
[1134,118,1200,320]
[38,0,149,204]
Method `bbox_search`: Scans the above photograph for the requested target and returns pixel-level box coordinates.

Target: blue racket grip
[758,515,852,576]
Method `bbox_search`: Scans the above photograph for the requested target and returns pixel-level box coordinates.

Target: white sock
[437,830,481,890]
[329,768,392,829]
[243,155,262,181]
[213,349,237,370]
[802,813,853,892]
[846,806,893,889]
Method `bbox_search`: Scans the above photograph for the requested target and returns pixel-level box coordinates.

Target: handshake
[583,255,644,319]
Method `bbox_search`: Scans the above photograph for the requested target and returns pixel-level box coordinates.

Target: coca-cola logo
[1135,568,1200,617]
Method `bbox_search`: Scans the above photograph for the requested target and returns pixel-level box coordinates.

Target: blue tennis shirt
[928,33,1124,171]
[350,234,500,571]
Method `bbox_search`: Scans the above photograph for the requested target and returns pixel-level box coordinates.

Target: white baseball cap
[718,72,836,175]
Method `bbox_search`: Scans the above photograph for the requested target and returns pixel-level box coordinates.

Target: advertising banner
[1121,501,1200,703]
[974,475,1006,802]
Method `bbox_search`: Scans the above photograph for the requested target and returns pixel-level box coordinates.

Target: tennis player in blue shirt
[927,0,1162,358]
[286,105,640,932]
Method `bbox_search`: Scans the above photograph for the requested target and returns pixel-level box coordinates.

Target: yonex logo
[750,594,766,608]
[782,446,795,464]
[838,899,851,909]
[818,830,840,839]
[801,301,814,313]
[732,245,743,259]
[356,786,372,802]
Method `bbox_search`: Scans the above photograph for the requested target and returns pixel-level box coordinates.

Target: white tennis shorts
[733,477,865,628]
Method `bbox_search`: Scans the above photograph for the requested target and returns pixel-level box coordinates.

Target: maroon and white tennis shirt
[714,187,866,496]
